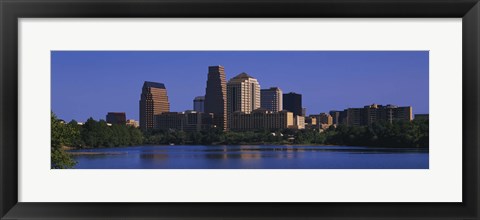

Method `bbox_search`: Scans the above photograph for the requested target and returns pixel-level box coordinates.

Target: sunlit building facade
[139,81,170,130]
[227,72,261,129]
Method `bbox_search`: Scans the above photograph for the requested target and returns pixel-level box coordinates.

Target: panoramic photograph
[51,51,429,169]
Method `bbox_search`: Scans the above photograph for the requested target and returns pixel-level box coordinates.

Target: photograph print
[51,51,429,169]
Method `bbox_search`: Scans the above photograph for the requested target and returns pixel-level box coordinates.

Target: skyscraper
[139,81,170,130]
[260,87,283,112]
[204,66,227,130]
[283,92,302,116]
[227,72,261,129]
[193,96,205,112]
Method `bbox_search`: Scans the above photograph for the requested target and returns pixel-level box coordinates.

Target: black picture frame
[1,0,479,219]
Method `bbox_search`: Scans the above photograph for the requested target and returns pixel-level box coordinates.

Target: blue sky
[51,51,429,122]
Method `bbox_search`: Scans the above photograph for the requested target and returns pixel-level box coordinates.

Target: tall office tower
[193,96,205,112]
[204,66,227,130]
[283,92,302,116]
[260,87,283,112]
[227,72,261,129]
[139,81,170,130]
[106,112,126,125]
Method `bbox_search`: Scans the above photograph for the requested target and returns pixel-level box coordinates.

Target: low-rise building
[229,109,294,131]
[154,111,214,132]
[342,104,413,126]
[126,119,140,128]
[294,115,305,130]
[106,112,126,125]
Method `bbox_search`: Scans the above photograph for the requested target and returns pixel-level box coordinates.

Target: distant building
[260,87,283,112]
[329,110,346,125]
[154,112,184,131]
[227,72,261,129]
[193,96,205,112]
[302,108,307,117]
[183,111,214,132]
[345,104,413,126]
[139,81,170,130]
[283,92,302,116]
[204,66,227,130]
[305,116,317,130]
[154,111,214,132]
[294,115,305,129]
[106,112,126,125]
[319,113,333,125]
[305,116,317,126]
[126,119,139,128]
[229,109,294,131]
[414,114,429,120]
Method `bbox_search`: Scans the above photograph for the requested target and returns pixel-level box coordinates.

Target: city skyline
[51,51,429,122]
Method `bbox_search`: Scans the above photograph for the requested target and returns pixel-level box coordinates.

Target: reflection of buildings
[229,109,294,131]
[106,112,126,125]
[139,81,170,130]
[227,72,261,129]
[260,87,283,112]
[193,96,205,112]
[283,92,302,116]
[204,66,227,130]
[154,111,214,132]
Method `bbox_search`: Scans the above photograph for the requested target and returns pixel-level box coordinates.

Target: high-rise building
[139,81,170,130]
[260,87,283,112]
[227,72,261,129]
[193,96,205,112]
[283,92,302,116]
[106,112,126,125]
[204,66,227,130]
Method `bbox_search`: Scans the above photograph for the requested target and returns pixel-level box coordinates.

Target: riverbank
[67,144,428,153]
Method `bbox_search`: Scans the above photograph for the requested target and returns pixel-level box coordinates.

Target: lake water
[69,145,428,169]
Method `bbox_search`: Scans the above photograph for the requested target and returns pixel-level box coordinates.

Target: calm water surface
[69,145,428,169]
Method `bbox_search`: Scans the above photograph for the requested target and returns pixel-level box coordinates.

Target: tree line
[143,119,429,148]
[51,112,144,168]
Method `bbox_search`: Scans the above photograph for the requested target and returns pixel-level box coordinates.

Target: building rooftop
[232,72,254,80]
[261,87,282,91]
[194,96,205,100]
[143,81,166,89]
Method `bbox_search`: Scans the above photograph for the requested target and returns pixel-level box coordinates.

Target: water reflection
[70,145,429,169]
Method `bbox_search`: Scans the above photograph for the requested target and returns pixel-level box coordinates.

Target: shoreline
[66,144,428,152]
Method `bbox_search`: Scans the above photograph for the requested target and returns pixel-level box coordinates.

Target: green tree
[51,112,77,169]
